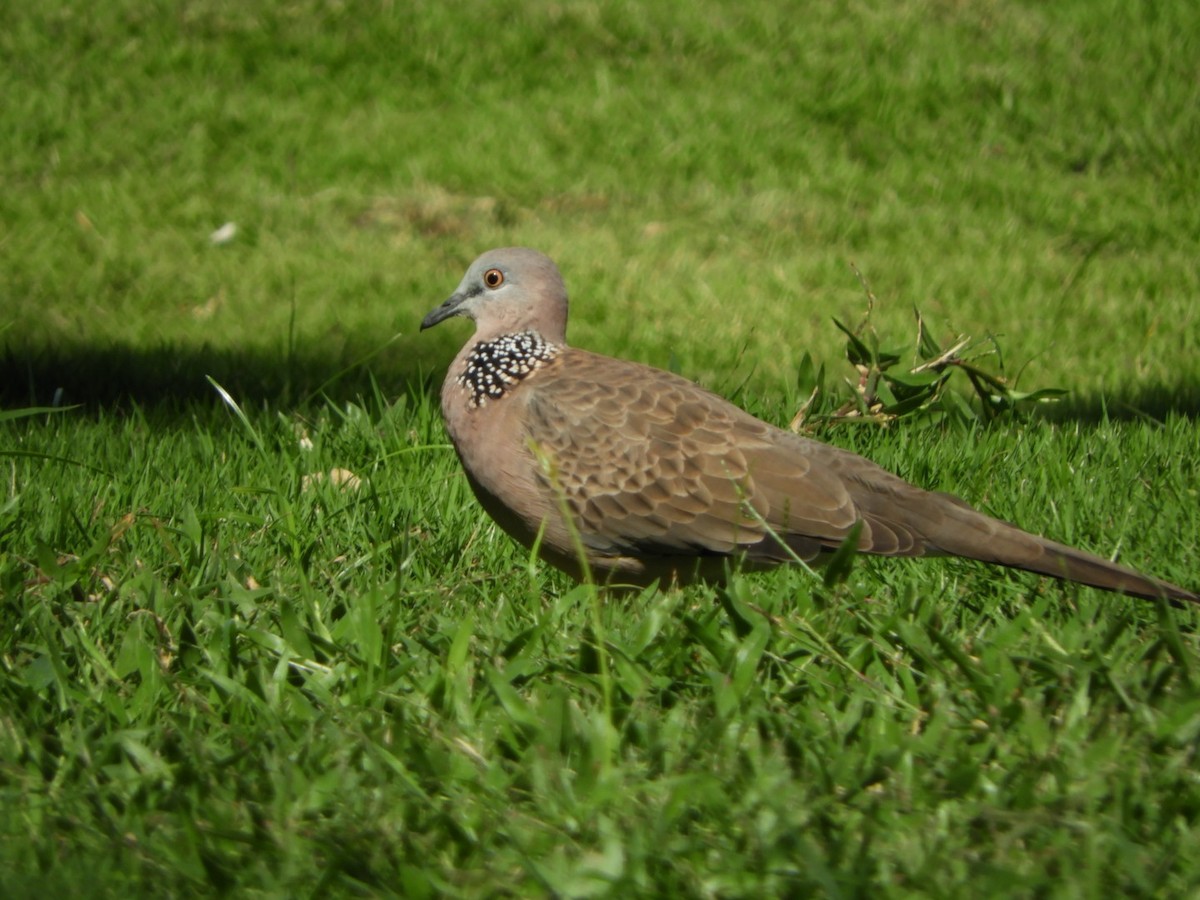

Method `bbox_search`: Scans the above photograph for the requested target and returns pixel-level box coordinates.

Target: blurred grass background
[4,0,1197,409]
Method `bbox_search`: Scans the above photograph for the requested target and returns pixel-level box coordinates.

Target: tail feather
[1007,533,1195,604]
[930,505,1197,604]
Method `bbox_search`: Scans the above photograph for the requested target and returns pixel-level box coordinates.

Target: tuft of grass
[790,276,1069,431]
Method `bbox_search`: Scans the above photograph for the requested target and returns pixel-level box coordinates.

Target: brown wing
[521,349,875,562]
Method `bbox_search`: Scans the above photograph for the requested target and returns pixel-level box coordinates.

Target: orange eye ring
[483,268,504,288]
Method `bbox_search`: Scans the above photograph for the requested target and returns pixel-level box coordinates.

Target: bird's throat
[457,331,561,408]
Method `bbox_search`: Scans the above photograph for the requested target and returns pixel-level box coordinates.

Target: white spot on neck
[457,331,560,407]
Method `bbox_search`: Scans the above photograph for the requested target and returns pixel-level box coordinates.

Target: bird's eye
[483,268,504,289]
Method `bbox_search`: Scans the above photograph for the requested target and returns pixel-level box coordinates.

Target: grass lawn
[3,0,1199,895]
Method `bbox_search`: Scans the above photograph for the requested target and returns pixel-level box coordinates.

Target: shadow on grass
[1047,384,1200,424]
[0,337,452,412]
[2,338,1199,423]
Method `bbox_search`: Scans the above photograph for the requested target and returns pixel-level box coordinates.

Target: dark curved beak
[420,292,466,331]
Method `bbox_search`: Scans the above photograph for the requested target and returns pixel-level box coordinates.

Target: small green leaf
[886,368,945,388]
[1008,388,1070,404]
[833,317,875,366]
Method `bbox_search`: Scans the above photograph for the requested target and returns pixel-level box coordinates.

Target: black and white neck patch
[457,331,561,407]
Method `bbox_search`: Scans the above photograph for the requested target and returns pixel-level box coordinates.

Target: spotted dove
[421,247,1196,604]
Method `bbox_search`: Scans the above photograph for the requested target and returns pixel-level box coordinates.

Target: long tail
[928,499,1197,604]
